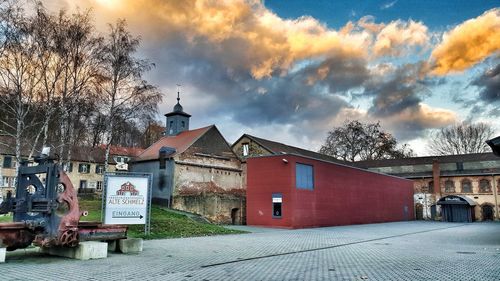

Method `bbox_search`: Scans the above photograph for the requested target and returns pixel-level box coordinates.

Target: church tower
[165,91,191,136]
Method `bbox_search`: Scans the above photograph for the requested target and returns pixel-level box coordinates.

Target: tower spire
[165,84,191,136]
[176,84,181,103]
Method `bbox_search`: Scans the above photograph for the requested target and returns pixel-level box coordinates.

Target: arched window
[461,179,472,193]
[479,179,491,193]
[444,179,455,193]
[427,181,434,193]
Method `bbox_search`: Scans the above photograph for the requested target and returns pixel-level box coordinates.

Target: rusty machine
[0,150,127,251]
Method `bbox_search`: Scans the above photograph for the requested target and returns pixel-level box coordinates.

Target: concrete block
[0,248,5,263]
[118,238,143,253]
[42,242,108,260]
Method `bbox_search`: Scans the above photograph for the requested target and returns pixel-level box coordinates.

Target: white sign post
[102,173,152,234]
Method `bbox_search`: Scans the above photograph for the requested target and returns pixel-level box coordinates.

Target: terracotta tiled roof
[135,125,213,161]
[238,134,350,165]
[354,153,500,168]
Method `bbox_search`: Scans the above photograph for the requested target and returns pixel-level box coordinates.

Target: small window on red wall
[296,163,314,190]
[272,193,282,218]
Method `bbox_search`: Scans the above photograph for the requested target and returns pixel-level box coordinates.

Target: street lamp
[486,136,500,157]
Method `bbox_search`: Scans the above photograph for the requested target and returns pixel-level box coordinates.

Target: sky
[46,0,499,156]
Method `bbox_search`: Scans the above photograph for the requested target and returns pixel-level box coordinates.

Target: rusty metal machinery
[0,153,127,251]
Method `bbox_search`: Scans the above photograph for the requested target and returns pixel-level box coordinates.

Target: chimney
[432,159,440,196]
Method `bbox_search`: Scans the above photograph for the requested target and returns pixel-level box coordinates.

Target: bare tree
[428,122,494,155]
[319,120,414,162]
[97,20,161,171]
[0,2,43,173]
[50,8,103,169]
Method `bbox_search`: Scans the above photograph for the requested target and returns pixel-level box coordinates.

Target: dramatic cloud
[431,8,500,75]
[80,0,372,79]
[45,0,494,153]
[472,63,500,103]
[381,103,457,140]
[365,63,427,117]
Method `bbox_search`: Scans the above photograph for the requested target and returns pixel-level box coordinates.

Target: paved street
[2,221,500,280]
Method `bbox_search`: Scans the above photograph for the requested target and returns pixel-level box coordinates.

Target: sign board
[103,173,152,233]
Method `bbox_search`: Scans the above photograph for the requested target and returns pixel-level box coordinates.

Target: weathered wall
[170,126,245,223]
[172,194,245,224]
[232,136,272,159]
[247,155,414,228]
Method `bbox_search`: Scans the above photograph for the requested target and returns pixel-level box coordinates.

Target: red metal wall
[246,155,414,228]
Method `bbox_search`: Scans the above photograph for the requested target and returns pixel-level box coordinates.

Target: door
[231,208,240,225]
[415,203,423,220]
[430,205,437,220]
[482,205,494,221]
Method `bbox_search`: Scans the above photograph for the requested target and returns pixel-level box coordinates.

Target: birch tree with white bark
[97,20,161,171]
[0,3,42,175]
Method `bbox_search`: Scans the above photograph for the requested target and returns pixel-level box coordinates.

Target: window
[444,180,455,193]
[1,176,14,187]
[95,165,105,174]
[272,193,282,218]
[96,181,103,192]
[79,180,87,191]
[296,163,314,190]
[461,179,472,193]
[78,163,90,174]
[456,162,464,171]
[479,179,491,193]
[181,121,185,128]
[159,151,166,169]
[63,162,73,173]
[2,156,12,168]
[242,143,249,156]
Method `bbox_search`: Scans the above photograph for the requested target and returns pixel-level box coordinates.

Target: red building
[247,154,414,228]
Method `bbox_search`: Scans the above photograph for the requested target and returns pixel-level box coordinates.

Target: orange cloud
[394,103,457,127]
[430,8,500,75]
[56,0,431,80]
[73,0,371,79]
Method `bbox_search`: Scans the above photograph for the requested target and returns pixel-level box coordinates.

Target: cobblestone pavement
[2,221,500,280]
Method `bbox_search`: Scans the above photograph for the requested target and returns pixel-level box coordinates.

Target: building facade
[0,142,142,198]
[130,98,245,224]
[247,154,414,228]
[356,153,500,221]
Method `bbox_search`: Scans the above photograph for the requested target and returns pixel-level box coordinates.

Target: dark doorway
[482,205,494,221]
[437,195,476,223]
[231,208,240,225]
[415,203,423,220]
[430,205,437,220]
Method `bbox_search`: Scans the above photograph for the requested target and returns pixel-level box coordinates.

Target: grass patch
[0,213,12,222]
[1,200,245,239]
[79,199,246,239]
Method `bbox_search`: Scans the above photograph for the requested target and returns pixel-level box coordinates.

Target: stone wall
[172,193,245,224]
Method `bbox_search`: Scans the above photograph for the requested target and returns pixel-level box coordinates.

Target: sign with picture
[103,173,152,232]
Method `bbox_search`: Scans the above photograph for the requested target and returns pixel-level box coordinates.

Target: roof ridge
[246,134,329,156]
